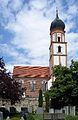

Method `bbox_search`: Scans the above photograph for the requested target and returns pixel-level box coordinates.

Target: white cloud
[0,44,29,64]
[66,32,78,65]
[6,64,14,73]
[0,0,78,72]
[29,0,47,10]
[8,0,24,12]
[6,4,50,66]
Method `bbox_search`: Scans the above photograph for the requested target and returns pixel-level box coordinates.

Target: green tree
[38,89,43,107]
[0,57,23,105]
[70,60,78,105]
[45,91,49,112]
[45,60,78,109]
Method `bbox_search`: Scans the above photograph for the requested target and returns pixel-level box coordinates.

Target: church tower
[49,10,67,80]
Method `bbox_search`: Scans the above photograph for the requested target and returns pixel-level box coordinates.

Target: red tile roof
[13,66,50,78]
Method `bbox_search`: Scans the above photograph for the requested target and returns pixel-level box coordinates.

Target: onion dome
[50,10,65,31]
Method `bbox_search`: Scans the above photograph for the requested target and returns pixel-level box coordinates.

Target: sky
[0,0,78,72]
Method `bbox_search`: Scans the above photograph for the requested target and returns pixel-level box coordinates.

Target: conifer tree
[38,89,43,107]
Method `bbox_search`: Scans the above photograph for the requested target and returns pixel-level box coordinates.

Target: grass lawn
[3,113,78,120]
[3,113,43,120]
[65,115,78,120]
[26,114,43,120]
[32,114,43,120]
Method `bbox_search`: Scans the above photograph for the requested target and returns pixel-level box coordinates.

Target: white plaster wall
[54,56,59,66]
[48,78,52,90]
[54,44,65,54]
[60,56,66,66]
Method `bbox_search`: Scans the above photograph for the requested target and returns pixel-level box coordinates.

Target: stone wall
[0,97,39,112]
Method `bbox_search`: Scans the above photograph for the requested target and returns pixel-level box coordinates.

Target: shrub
[11,117,19,120]
[27,114,35,120]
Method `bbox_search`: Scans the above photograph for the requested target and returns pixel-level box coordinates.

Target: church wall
[0,98,39,112]
[15,77,48,98]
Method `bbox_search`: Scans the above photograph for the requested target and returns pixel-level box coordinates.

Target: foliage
[38,89,43,107]
[45,92,49,112]
[27,114,35,120]
[45,60,78,109]
[0,57,23,105]
[6,114,43,120]
[65,115,78,120]
[11,117,19,120]
[32,114,43,120]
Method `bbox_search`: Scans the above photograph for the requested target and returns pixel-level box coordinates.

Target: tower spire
[56,7,59,18]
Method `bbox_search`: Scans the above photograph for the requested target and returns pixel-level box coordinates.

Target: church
[13,10,67,106]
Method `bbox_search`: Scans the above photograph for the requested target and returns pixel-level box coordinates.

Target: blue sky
[0,0,78,72]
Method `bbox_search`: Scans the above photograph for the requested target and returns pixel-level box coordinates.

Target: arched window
[58,37,60,42]
[57,33,61,42]
[42,81,47,91]
[58,46,61,53]
[31,81,36,91]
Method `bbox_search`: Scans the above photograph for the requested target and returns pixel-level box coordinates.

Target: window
[58,37,60,42]
[19,80,25,98]
[31,81,35,91]
[57,33,61,42]
[58,46,61,53]
[42,81,47,91]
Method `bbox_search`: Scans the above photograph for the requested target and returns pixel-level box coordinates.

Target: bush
[11,117,19,120]
[27,114,35,120]
[10,113,20,120]
[32,114,43,120]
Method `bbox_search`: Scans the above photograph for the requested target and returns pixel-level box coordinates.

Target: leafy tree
[38,89,43,107]
[45,60,78,109]
[0,57,23,105]
[70,60,78,105]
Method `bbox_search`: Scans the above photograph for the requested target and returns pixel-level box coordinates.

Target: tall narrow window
[58,37,60,42]
[58,46,61,53]
[42,81,47,91]
[31,81,35,91]
[57,33,61,42]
